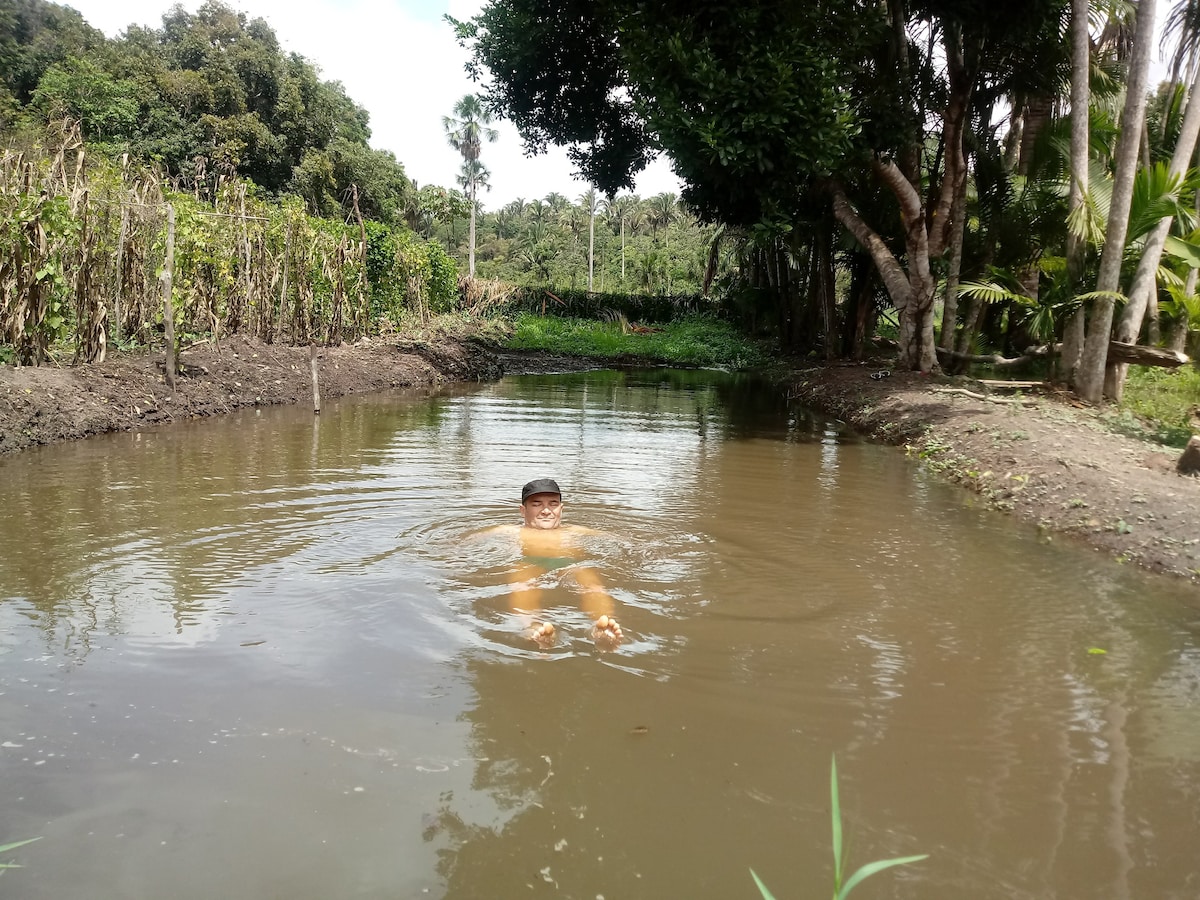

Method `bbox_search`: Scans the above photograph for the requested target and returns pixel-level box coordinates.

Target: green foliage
[1119,366,1200,447]
[462,190,721,297]
[3,0,412,223]
[750,756,927,900]
[504,286,712,323]
[426,242,459,312]
[0,138,454,362]
[504,313,768,369]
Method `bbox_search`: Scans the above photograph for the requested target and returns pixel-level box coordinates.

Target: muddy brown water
[1,369,1199,899]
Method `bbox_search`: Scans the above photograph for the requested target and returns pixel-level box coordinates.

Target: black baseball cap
[521,478,562,502]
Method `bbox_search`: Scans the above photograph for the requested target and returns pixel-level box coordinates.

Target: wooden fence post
[309,344,321,415]
[161,202,176,392]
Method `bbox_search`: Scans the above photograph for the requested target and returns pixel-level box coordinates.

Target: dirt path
[2,342,1197,583]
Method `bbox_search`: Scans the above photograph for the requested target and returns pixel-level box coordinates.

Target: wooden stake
[309,344,321,415]
[161,203,176,392]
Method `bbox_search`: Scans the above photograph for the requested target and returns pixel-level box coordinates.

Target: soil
[788,362,1200,585]
[0,334,502,454]
[2,341,1198,584]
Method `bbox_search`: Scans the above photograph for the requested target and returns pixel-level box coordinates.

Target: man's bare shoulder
[473,524,520,538]
[561,524,605,537]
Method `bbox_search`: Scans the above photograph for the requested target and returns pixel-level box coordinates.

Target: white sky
[64,0,683,210]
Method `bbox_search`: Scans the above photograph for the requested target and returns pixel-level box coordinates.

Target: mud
[789,363,1200,583]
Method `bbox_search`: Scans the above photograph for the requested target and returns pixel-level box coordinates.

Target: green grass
[502,313,771,370]
[1119,366,1200,447]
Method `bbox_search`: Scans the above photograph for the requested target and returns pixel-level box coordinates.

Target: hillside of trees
[0,0,411,223]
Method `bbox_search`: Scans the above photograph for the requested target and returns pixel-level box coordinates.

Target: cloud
[65,0,681,207]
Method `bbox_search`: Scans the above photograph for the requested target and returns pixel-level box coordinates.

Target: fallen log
[931,387,1039,406]
[975,379,1046,389]
[935,346,1037,368]
[936,342,1189,369]
[1105,342,1189,368]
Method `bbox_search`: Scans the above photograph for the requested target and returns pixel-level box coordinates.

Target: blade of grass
[0,838,41,854]
[831,754,844,895]
[0,836,41,867]
[749,868,778,900]
[837,855,930,900]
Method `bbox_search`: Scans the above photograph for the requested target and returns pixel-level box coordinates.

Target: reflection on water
[1,369,1199,899]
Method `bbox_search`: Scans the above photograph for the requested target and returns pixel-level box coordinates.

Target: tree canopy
[1,0,412,223]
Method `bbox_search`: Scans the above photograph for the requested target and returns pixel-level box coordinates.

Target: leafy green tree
[456,0,1075,366]
[29,55,138,144]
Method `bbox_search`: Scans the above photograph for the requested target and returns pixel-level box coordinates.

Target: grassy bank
[501,313,771,370]
[1119,366,1200,447]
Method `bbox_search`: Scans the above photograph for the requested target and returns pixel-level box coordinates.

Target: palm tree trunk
[1105,58,1200,400]
[1077,0,1159,403]
[588,201,595,291]
[1062,0,1091,384]
[468,183,477,278]
[939,184,967,350]
[620,218,626,282]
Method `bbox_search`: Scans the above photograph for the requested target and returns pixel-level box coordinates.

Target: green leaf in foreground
[0,837,42,868]
[749,755,927,899]
[750,868,778,899]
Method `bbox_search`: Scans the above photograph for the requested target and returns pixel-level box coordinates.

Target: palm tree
[1061,0,1092,382]
[603,194,638,283]
[647,192,679,240]
[443,94,499,277]
[458,159,492,269]
[527,199,551,227]
[579,188,599,290]
[1077,0,1161,403]
[544,192,569,223]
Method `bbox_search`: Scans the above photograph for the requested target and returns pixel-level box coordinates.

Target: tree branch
[829,181,911,309]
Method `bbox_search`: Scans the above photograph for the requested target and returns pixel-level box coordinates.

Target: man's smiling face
[520,493,563,529]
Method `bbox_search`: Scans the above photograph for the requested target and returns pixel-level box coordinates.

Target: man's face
[520,493,563,529]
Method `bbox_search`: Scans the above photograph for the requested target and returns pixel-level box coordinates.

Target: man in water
[500,478,623,650]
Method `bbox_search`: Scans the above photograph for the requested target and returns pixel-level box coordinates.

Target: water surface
[1,369,1198,899]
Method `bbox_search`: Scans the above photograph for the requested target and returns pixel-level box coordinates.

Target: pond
[1,368,1198,899]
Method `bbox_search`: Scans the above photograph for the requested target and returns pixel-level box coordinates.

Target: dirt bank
[0,335,502,454]
[789,363,1200,584]
[2,341,1197,584]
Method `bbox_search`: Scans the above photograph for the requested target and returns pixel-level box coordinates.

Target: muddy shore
[2,339,1197,583]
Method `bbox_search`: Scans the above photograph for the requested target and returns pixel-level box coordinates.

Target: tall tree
[458,158,492,273]
[443,93,498,277]
[456,0,1071,369]
[579,187,598,290]
[1076,0,1160,403]
[603,194,638,282]
[1105,1,1200,399]
[1061,0,1092,381]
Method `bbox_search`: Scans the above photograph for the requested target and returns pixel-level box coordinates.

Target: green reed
[0,837,41,869]
[751,756,927,900]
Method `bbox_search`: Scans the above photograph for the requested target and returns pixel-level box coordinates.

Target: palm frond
[1074,289,1129,306]
[958,280,1031,305]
